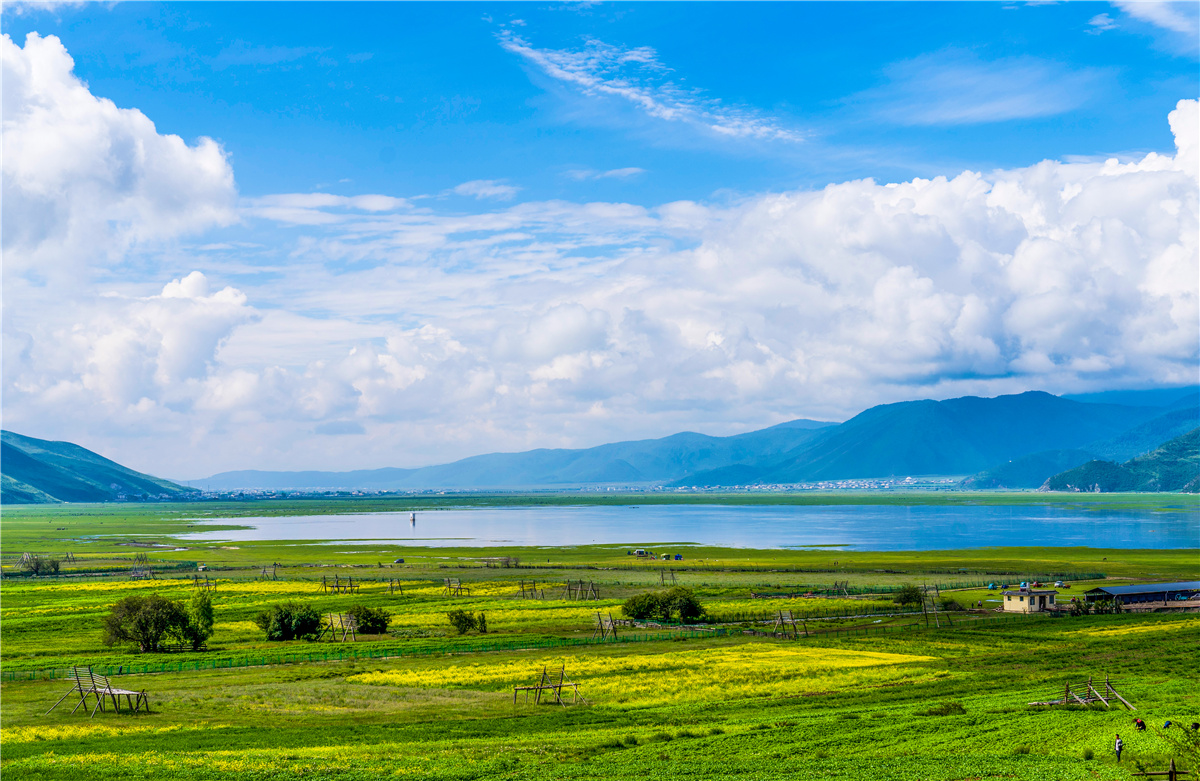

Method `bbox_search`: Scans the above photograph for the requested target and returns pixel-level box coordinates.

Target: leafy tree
[476,612,488,634]
[254,601,322,641]
[21,554,58,576]
[102,595,188,652]
[893,584,924,606]
[622,592,663,620]
[446,609,478,635]
[181,590,215,650]
[663,587,704,623]
[346,604,392,634]
[622,588,705,623]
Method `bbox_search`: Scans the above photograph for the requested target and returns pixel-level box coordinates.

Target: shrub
[893,584,924,606]
[102,594,188,652]
[663,587,704,623]
[1082,748,1094,760]
[622,592,663,620]
[622,588,705,623]
[20,554,60,576]
[446,609,478,635]
[939,598,964,612]
[1013,744,1032,755]
[918,701,967,717]
[255,601,322,641]
[346,604,391,634]
[180,590,214,650]
[477,612,488,634]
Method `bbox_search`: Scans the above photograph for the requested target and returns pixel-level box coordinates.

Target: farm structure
[1002,588,1057,613]
[129,553,155,580]
[513,665,585,706]
[319,613,359,642]
[1084,581,1200,610]
[1132,759,1191,780]
[443,578,470,597]
[322,574,360,594]
[46,666,150,717]
[1028,674,1135,710]
[563,580,599,600]
[592,612,618,641]
[517,580,544,599]
[772,610,807,638]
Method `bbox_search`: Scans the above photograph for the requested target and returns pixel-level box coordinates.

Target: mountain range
[194,386,1196,491]
[3,386,1196,502]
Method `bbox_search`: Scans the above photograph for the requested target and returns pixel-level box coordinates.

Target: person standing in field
[1114,734,1123,763]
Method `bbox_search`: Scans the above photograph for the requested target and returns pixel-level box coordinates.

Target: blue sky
[2,2,1198,477]
[7,2,1196,199]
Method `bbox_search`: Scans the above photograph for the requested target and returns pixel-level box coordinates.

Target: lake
[176,503,1200,551]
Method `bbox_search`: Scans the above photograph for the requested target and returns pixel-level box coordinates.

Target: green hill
[1042,428,1200,493]
[0,431,199,504]
[959,399,1199,489]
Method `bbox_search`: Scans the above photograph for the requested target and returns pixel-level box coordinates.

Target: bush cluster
[446,609,487,634]
[918,701,966,717]
[1068,598,1122,616]
[21,555,61,576]
[346,604,392,634]
[893,584,924,606]
[254,601,323,641]
[621,587,704,623]
[102,591,214,652]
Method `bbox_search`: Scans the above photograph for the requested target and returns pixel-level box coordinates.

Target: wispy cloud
[1087,13,1118,33]
[211,40,324,70]
[860,49,1107,125]
[496,30,802,143]
[565,167,646,181]
[1115,1,1200,56]
[452,180,521,200]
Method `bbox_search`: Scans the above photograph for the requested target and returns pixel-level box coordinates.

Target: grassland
[2,496,1197,780]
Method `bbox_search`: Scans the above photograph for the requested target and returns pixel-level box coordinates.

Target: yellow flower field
[350,644,939,706]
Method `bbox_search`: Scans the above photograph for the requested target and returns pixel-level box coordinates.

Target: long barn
[1084,581,1200,607]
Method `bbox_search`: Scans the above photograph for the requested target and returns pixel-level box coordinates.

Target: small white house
[1002,588,1058,613]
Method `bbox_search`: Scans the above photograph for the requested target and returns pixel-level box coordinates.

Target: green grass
[2,497,1197,780]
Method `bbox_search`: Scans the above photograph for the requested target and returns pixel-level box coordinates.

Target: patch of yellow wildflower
[1069,617,1200,638]
[349,644,938,707]
[1,722,215,745]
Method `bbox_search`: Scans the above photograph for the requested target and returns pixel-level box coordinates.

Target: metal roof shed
[1084,581,1200,603]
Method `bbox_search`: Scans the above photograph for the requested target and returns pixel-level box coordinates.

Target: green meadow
[2,496,1197,780]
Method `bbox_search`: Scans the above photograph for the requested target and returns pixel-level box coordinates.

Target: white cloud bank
[2,31,1197,476]
[2,33,237,289]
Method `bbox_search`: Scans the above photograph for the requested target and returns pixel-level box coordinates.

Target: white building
[1002,588,1057,613]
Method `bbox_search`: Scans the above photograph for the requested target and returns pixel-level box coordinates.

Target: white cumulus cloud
[1,32,238,288]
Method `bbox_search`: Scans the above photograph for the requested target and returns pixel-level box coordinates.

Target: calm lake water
[176,504,1200,551]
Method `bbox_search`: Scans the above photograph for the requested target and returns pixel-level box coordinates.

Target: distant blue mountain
[672,391,1169,487]
[202,390,1180,491]
[194,419,834,490]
